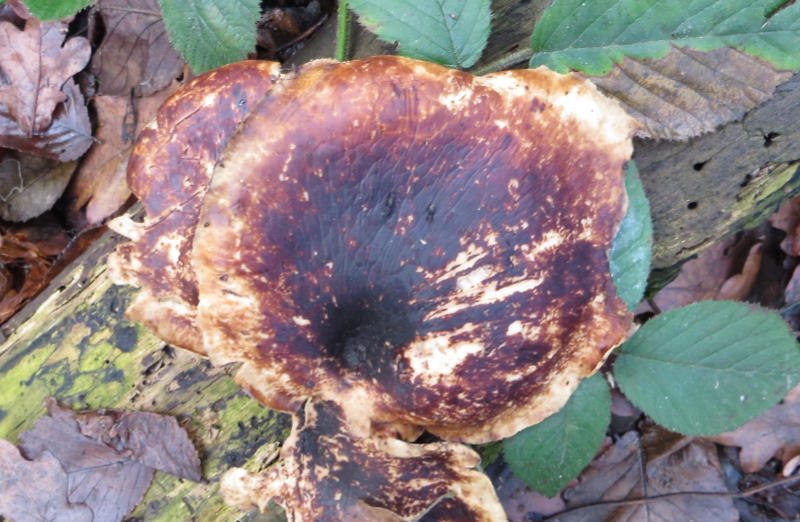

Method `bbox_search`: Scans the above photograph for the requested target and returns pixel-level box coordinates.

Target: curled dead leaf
[716,242,763,301]
[0,398,203,522]
[710,383,800,474]
[89,0,184,97]
[66,80,182,226]
[595,47,792,140]
[559,431,737,521]
[0,16,90,134]
[0,78,93,161]
[0,149,76,222]
[770,195,800,256]
[0,218,70,323]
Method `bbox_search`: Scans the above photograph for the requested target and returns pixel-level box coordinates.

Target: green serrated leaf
[348,0,491,69]
[23,0,94,20]
[530,0,800,75]
[615,301,800,436]
[610,161,652,310]
[158,0,259,73]
[503,373,610,498]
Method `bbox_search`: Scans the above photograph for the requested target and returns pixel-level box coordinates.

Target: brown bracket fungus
[109,56,637,520]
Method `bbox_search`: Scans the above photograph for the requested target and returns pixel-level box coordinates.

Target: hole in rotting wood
[740,173,753,188]
[687,201,699,210]
[764,132,780,147]
[693,161,708,171]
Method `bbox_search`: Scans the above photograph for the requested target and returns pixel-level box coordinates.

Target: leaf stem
[336,0,350,62]
[469,48,533,75]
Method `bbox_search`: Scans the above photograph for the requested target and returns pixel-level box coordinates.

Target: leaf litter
[0,150,76,222]
[0,217,70,324]
[0,398,201,522]
[593,48,792,140]
[88,0,185,97]
[555,429,738,521]
[0,15,90,134]
[65,80,181,226]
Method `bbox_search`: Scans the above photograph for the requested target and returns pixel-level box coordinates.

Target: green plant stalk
[336,0,350,62]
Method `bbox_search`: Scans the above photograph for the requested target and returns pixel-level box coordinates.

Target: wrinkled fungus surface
[109,56,636,520]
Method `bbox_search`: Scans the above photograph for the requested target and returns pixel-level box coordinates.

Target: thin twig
[275,14,329,55]
[469,48,533,75]
[336,0,350,62]
[541,473,800,521]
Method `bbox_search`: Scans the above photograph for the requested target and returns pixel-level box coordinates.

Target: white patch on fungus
[506,320,522,336]
[154,234,183,265]
[426,275,544,321]
[551,86,631,145]
[406,325,483,378]
[438,89,471,111]
[456,265,495,292]
[523,230,565,263]
[432,244,488,283]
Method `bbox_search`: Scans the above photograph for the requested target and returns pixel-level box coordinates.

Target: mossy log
[0,230,291,521]
[2,1,800,520]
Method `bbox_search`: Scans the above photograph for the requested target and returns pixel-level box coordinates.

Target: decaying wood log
[0,230,291,520]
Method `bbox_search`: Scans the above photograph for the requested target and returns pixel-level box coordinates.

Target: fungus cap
[109,55,637,519]
[190,56,635,442]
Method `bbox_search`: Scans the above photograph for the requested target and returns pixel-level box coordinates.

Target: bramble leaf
[610,161,652,310]
[530,0,800,75]
[348,0,490,69]
[23,0,94,21]
[615,301,800,435]
[158,0,259,73]
[504,374,610,497]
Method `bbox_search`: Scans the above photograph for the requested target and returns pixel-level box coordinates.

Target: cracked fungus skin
[109,55,636,520]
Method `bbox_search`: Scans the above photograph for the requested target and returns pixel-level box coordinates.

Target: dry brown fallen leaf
[595,47,792,140]
[0,439,93,522]
[770,195,800,257]
[0,218,70,323]
[256,2,329,61]
[66,81,180,226]
[0,398,202,522]
[710,383,800,474]
[0,16,90,134]
[0,77,93,161]
[89,0,184,97]
[0,149,76,222]
[650,239,734,312]
[556,431,737,521]
[650,233,764,312]
[716,241,763,301]
[493,464,565,522]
